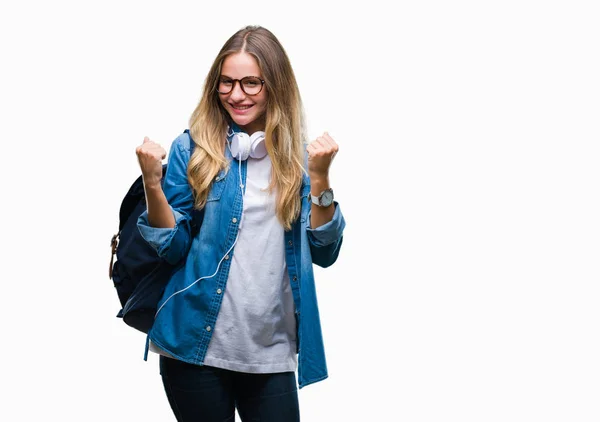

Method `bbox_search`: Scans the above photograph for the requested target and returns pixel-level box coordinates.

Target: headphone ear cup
[250,131,267,158]
[231,132,251,160]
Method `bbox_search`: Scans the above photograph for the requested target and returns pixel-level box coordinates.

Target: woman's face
[218,52,267,135]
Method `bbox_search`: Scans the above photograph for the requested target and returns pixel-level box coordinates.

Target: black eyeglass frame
[216,76,266,96]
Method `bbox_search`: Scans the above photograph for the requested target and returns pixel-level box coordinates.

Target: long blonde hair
[187,26,306,230]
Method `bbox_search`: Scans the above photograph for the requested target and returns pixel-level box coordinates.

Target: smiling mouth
[231,104,253,110]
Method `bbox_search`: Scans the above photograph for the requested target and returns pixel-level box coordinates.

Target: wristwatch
[310,188,334,207]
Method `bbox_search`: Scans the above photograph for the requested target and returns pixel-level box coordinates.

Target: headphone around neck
[229,130,267,161]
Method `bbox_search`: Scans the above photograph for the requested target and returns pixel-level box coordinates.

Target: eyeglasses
[217,76,265,96]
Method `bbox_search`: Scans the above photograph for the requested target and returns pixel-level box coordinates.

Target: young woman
[135,25,346,421]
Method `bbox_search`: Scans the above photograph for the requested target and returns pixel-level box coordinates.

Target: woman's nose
[229,81,246,101]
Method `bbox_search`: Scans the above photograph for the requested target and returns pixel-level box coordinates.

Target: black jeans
[159,356,300,421]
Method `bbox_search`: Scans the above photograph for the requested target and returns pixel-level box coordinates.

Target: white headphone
[230,131,267,160]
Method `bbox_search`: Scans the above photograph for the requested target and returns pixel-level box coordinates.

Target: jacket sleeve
[306,202,346,268]
[137,134,195,265]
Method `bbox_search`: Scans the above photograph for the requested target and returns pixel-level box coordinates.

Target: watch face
[321,189,334,206]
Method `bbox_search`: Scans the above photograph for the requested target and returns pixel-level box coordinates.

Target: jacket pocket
[207,171,227,202]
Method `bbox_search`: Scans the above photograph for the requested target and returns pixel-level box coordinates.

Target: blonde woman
[136,25,345,421]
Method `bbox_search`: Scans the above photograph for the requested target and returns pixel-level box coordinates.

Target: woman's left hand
[306,132,339,179]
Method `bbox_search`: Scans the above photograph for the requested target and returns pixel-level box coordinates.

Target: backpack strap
[184,129,204,236]
[184,129,195,154]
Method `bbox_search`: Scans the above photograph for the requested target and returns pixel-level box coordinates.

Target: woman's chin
[231,116,252,127]
[230,114,264,133]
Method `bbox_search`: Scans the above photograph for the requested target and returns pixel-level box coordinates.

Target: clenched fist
[136,137,167,189]
[306,132,338,180]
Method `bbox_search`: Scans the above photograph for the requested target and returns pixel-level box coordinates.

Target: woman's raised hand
[136,137,167,189]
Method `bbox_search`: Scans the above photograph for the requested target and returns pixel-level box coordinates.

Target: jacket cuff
[137,208,185,255]
[306,202,345,247]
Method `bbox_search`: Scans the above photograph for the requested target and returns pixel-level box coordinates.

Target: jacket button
[293,276,297,282]
[232,218,237,223]
[206,326,211,332]
[225,254,229,260]
[288,240,293,246]
[217,288,222,294]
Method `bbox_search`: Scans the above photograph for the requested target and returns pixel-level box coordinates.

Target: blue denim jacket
[137,128,345,388]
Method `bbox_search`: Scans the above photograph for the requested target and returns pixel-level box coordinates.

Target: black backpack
[109,130,200,333]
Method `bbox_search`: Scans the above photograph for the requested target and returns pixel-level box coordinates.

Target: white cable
[155,229,240,318]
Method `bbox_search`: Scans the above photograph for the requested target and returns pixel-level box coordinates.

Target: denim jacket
[137,128,346,388]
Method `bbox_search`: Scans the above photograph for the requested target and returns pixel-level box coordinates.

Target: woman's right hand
[136,136,167,189]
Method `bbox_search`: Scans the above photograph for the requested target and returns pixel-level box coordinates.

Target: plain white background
[1,0,599,421]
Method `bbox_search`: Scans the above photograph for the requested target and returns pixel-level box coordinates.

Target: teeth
[233,105,251,110]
